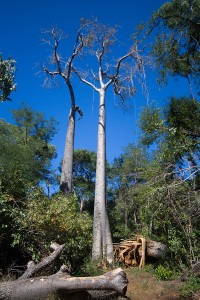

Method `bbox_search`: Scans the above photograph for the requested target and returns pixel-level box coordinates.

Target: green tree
[135,98,200,265]
[149,0,200,91]
[0,104,57,198]
[109,144,149,240]
[0,54,16,102]
[108,97,200,266]
[140,97,200,165]
[73,149,96,213]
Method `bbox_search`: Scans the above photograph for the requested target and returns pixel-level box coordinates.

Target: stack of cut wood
[113,236,146,268]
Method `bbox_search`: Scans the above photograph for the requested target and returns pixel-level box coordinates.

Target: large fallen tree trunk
[0,268,128,300]
[0,243,128,300]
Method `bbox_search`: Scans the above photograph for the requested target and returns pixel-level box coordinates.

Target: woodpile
[113,236,146,268]
[113,236,168,268]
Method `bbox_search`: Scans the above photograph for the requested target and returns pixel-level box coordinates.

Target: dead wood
[18,242,65,280]
[113,236,167,268]
[0,243,128,300]
[0,267,128,300]
[146,239,167,259]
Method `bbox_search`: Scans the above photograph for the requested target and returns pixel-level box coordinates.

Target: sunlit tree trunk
[60,106,75,193]
[92,89,113,263]
[73,19,142,263]
[43,27,84,194]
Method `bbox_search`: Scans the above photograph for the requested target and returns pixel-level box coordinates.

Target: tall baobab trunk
[60,106,75,193]
[72,19,140,263]
[43,27,84,194]
[92,89,113,263]
[60,82,76,194]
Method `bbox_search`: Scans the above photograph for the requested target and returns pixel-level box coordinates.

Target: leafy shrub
[154,264,176,280]
[13,191,93,272]
[79,259,105,276]
[179,276,200,298]
[143,263,155,274]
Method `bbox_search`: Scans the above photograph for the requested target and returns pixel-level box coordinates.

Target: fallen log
[146,239,167,259]
[0,267,128,300]
[0,243,128,300]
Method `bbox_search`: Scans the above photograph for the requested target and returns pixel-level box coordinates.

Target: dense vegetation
[0,2,199,296]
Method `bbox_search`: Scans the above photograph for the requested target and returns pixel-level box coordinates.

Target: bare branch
[72,67,99,92]
[18,243,65,280]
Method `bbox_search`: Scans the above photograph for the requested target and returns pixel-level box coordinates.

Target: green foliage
[142,263,155,273]
[166,97,200,150]
[150,0,200,89]
[0,104,58,198]
[143,263,177,281]
[0,191,22,271]
[79,259,104,276]
[73,149,96,213]
[13,192,93,271]
[109,144,149,241]
[179,276,200,298]
[140,97,200,164]
[139,104,165,145]
[154,264,176,280]
[110,96,200,267]
[0,193,17,245]
[0,54,16,101]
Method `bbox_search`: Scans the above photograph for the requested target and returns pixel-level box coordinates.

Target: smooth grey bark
[73,20,143,263]
[60,81,76,193]
[43,28,83,194]
[92,89,113,262]
[0,268,128,300]
[60,107,75,193]
[94,90,113,262]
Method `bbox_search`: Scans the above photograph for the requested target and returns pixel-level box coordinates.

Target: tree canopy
[0,104,57,198]
[149,0,200,92]
[0,55,16,102]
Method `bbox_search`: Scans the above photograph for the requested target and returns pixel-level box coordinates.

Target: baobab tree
[42,26,84,193]
[74,19,146,263]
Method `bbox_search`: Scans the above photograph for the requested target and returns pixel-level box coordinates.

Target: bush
[154,264,176,280]
[12,191,93,272]
[79,259,105,276]
[179,276,200,298]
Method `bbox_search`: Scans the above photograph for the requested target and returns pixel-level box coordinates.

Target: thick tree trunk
[60,106,75,193]
[92,89,113,263]
[0,268,128,300]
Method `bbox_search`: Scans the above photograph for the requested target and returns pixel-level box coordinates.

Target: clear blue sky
[0,0,192,168]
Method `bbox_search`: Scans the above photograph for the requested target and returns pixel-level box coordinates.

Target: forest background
[0,0,199,294]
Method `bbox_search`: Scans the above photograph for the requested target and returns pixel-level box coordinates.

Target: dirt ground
[125,268,184,300]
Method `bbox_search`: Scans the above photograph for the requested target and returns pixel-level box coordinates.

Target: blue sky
[0,0,192,169]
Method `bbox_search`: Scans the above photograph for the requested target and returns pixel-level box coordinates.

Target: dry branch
[19,242,65,280]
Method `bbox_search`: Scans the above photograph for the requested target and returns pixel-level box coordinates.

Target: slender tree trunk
[92,89,113,263]
[60,82,76,194]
